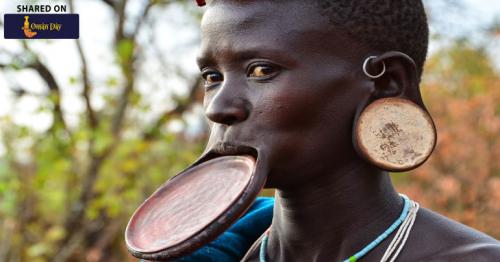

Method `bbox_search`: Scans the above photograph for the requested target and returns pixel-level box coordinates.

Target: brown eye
[249,65,278,78]
[202,71,223,86]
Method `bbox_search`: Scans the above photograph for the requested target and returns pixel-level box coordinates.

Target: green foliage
[424,40,495,98]
[117,39,134,69]
[0,1,205,261]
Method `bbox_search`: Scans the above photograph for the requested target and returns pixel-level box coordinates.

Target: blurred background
[0,0,499,261]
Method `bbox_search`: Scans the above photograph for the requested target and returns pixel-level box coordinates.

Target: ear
[365,51,426,109]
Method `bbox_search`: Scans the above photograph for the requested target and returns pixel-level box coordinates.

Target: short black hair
[201,0,429,78]
[316,0,429,78]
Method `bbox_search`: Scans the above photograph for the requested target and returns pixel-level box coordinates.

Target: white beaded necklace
[259,195,419,262]
[381,200,419,262]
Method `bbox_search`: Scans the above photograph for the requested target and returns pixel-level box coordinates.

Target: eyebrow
[196,54,215,70]
[196,47,297,70]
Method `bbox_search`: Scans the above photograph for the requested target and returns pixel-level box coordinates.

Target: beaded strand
[259,194,417,262]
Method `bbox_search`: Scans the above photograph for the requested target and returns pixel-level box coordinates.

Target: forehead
[199,1,359,64]
[201,1,325,31]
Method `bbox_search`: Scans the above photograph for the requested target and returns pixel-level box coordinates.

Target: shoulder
[242,205,500,262]
[429,242,500,262]
[400,207,500,261]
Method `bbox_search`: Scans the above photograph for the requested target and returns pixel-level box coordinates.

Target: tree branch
[100,0,115,9]
[59,1,134,254]
[26,57,69,133]
[111,0,133,137]
[3,42,71,134]
[143,77,203,140]
[58,153,104,257]
[132,0,155,37]
[85,217,124,262]
[111,78,134,136]
[53,230,85,262]
[115,0,128,43]
[69,0,98,129]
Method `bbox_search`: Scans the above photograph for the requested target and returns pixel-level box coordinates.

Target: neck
[268,161,402,261]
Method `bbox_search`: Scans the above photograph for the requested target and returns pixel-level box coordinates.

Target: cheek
[254,76,351,132]
[253,74,367,158]
[255,90,316,130]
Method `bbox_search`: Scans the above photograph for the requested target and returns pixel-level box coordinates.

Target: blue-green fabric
[175,197,274,262]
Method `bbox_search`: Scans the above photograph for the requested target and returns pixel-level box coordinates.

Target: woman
[141,0,500,261]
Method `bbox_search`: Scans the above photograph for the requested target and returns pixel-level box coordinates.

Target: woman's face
[198,1,371,189]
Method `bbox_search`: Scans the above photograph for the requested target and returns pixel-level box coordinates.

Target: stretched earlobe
[353,97,436,172]
[353,54,437,172]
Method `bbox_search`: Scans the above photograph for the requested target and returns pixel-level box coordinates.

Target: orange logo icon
[22,16,37,38]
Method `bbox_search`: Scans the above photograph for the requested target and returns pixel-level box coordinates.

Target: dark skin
[197,1,500,261]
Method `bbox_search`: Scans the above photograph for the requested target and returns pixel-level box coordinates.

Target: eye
[247,64,280,79]
[201,70,223,87]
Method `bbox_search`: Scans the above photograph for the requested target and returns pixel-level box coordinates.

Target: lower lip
[125,154,266,259]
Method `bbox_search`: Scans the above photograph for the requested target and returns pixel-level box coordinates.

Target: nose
[205,89,251,126]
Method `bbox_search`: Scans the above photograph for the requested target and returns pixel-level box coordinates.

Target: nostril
[206,99,251,126]
[222,115,239,126]
[206,106,249,125]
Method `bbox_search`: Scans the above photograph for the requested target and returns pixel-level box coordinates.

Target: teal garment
[175,197,274,262]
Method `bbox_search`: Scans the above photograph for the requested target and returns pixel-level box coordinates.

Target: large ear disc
[354,97,436,172]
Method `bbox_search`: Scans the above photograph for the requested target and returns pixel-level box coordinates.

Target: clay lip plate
[125,155,256,254]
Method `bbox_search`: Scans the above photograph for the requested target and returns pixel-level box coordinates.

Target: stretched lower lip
[125,155,257,254]
[125,145,266,260]
[199,144,258,164]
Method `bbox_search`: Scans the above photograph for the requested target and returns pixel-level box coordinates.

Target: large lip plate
[125,154,265,260]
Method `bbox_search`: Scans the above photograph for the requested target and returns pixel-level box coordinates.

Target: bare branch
[111,78,134,135]
[143,77,203,140]
[85,217,124,261]
[57,1,195,258]
[27,61,58,92]
[53,230,85,262]
[110,0,184,138]
[26,58,69,132]
[115,0,128,43]
[100,0,115,9]
[77,42,98,128]
[58,153,104,257]
[69,0,98,128]
[111,0,133,137]
[59,1,134,252]
[132,0,155,37]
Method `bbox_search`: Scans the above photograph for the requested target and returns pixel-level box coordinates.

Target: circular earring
[363,56,386,79]
[354,57,437,172]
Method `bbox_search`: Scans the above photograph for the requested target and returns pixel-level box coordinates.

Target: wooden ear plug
[354,97,436,172]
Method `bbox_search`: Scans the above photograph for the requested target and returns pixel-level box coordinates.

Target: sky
[0,0,499,148]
